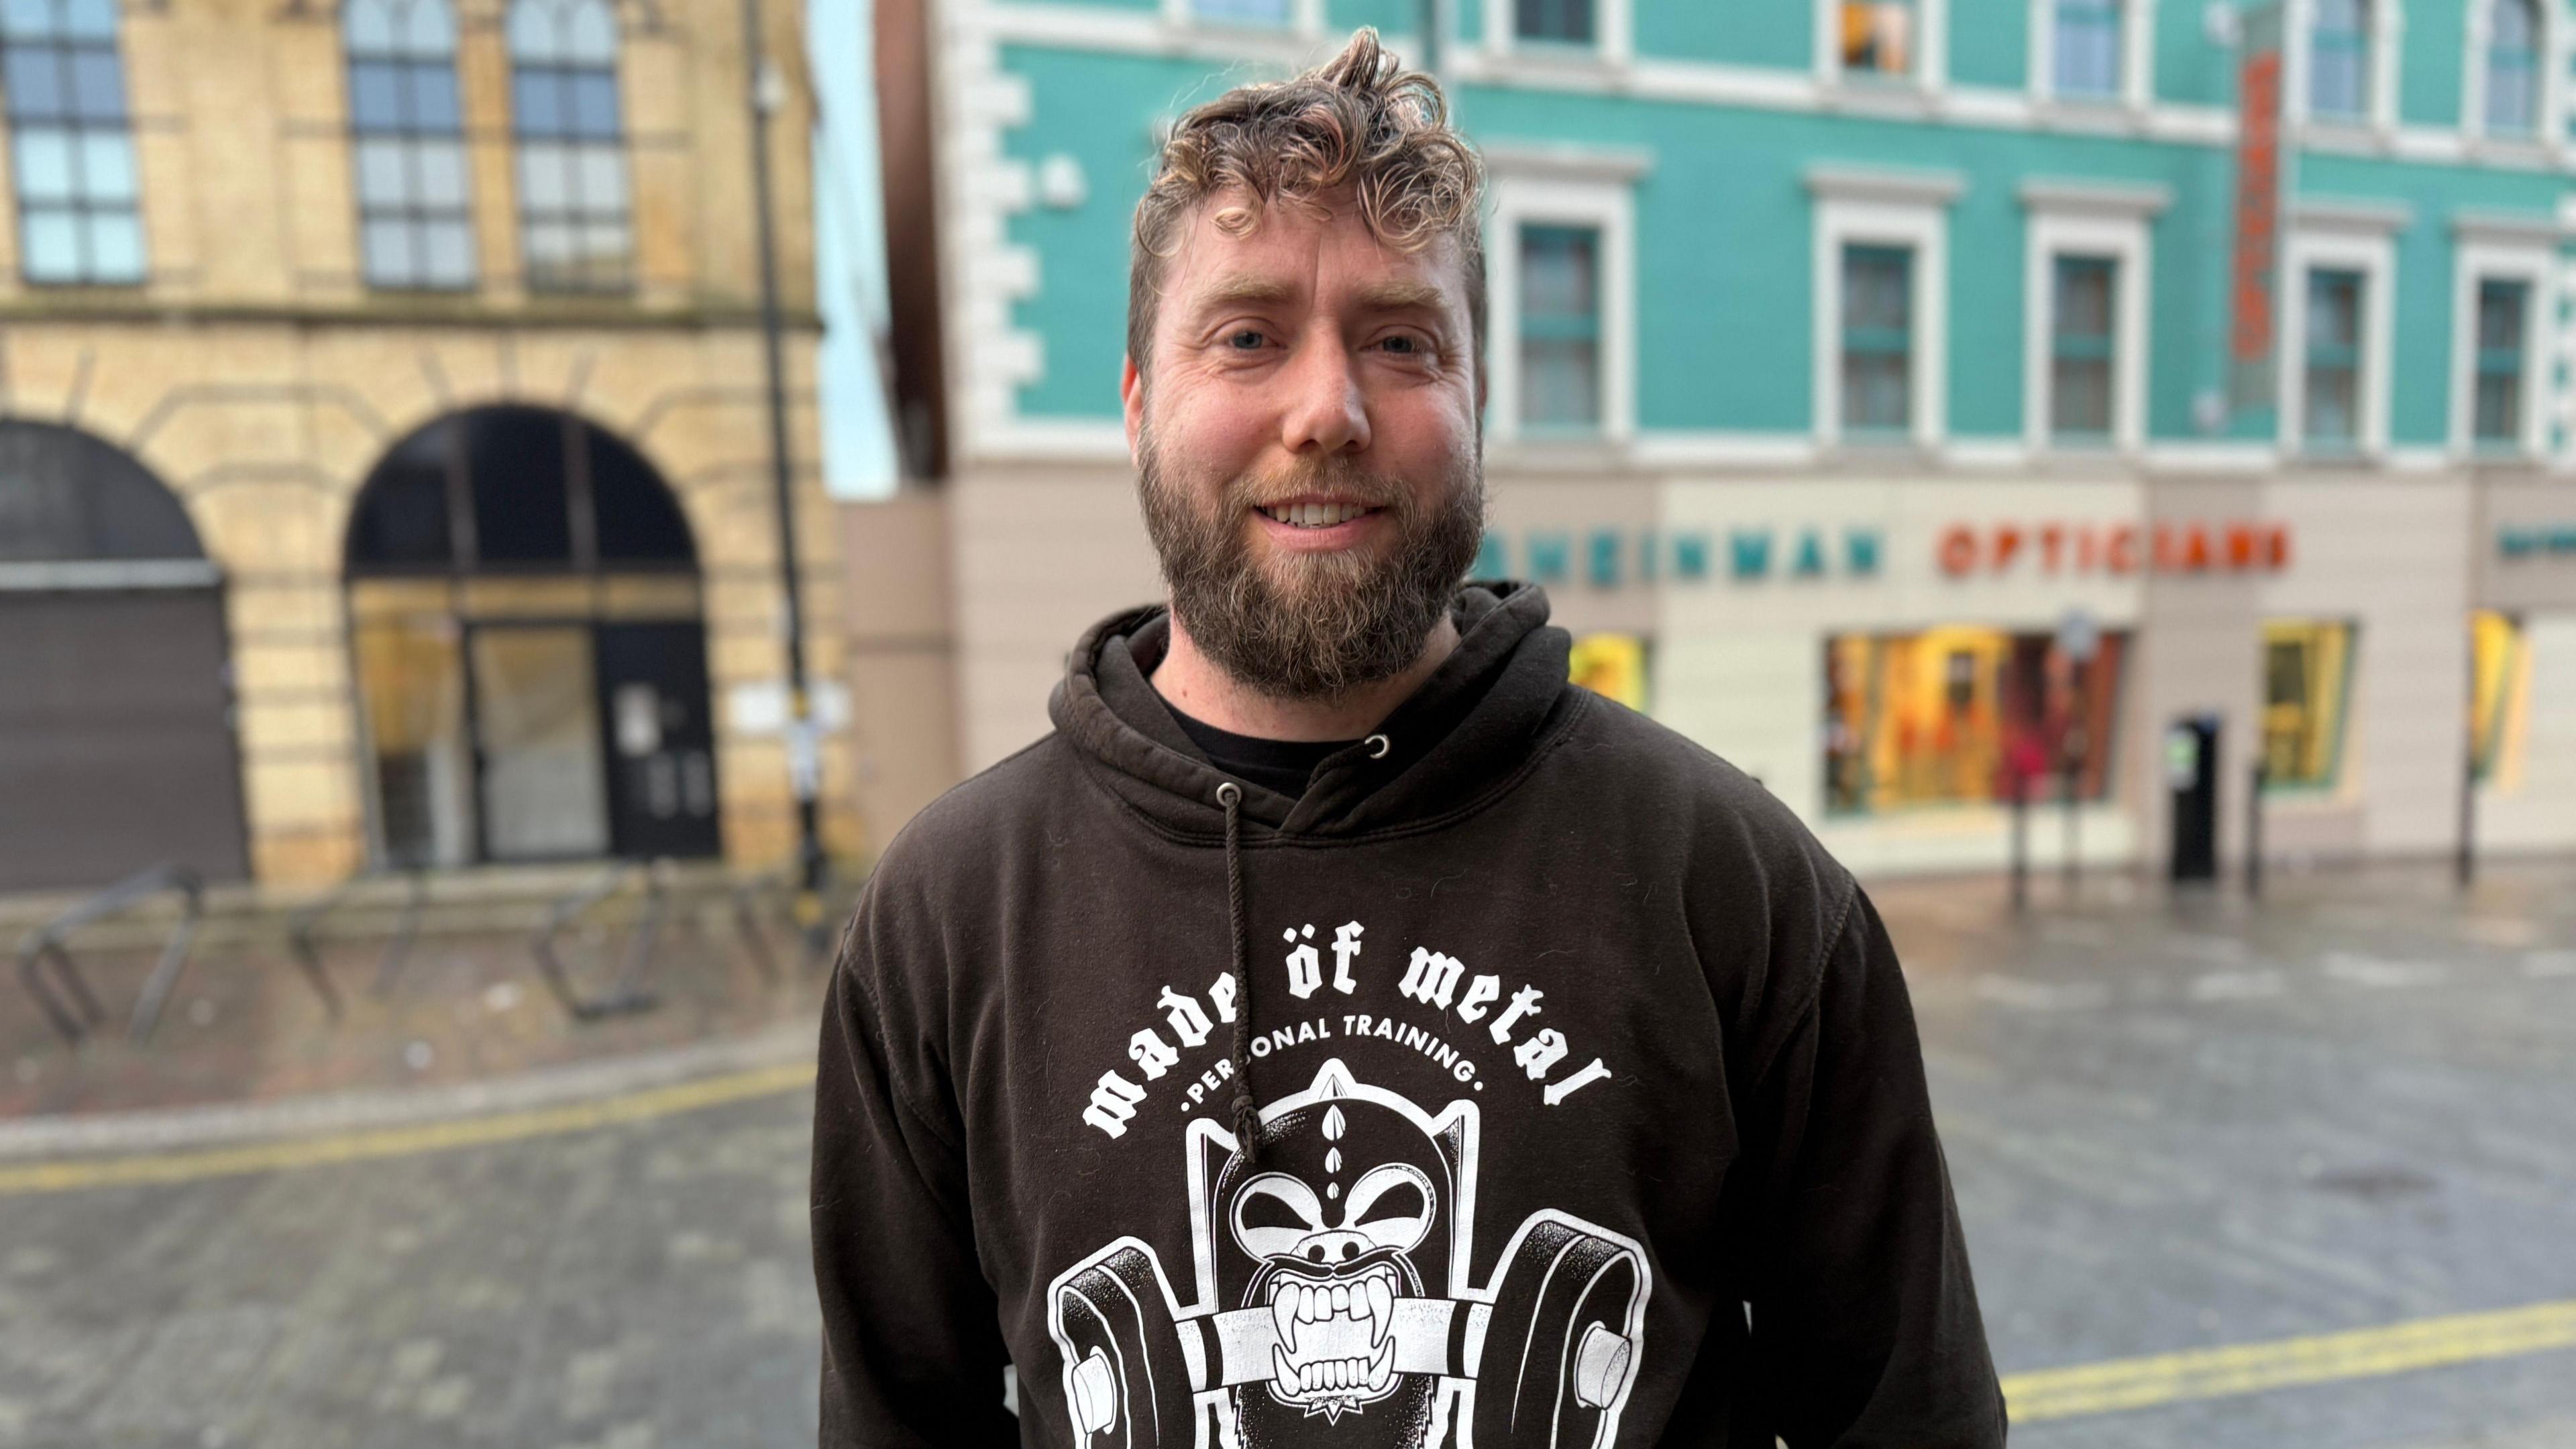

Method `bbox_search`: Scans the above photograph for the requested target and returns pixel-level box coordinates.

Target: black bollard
[2061,760,2082,896]
[2247,759,2267,900]
[2010,771,2030,914]
[2457,746,2477,891]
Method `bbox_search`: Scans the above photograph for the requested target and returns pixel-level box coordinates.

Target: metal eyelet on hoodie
[1364,733,1391,759]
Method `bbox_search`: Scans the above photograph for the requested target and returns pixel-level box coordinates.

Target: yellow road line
[0,1059,817,1197]
[2002,1298,2576,1421]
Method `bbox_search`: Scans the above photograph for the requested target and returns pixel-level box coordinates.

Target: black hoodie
[812,583,2005,1448]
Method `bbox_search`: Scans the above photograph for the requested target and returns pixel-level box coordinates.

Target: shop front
[2471,478,2576,855]
[889,462,2501,879]
[1478,476,2155,877]
[2134,475,2473,873]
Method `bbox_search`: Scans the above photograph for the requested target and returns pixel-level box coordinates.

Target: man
[812,31,2004,1448]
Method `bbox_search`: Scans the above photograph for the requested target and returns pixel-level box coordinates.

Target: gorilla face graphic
[1197,1063,1470,1441]
[1049,1058,1654,1449]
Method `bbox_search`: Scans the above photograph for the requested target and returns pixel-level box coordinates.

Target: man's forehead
[1166,192,1466,314]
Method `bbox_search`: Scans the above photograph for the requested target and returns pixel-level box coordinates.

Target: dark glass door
[2167,714,2220,883]
[595,621,720,859]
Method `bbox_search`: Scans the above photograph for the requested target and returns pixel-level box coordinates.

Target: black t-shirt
[1162,704,1359,800]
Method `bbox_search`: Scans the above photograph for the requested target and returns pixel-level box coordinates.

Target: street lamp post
[743,0,826,934]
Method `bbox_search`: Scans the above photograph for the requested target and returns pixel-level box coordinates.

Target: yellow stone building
[0,0,853,893]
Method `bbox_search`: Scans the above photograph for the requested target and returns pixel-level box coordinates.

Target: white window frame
[2019,181,2165,453]
[2280,213,2398,456]
[1485,151,1642,445]
[2288,0,2403,135]
[1483,0,1631,64]
[2449,221,2554,458]
[1166,0,1324,36]
[1809,166,1960,449]
[1816,0,1949,91]
[2029,0,2154,109]
[2459,0,2559,146]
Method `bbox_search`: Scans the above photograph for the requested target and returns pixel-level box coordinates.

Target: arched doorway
[345,405,718,867]
[0,421,250,890]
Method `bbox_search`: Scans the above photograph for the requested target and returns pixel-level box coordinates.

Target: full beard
[1135,425,1486,703]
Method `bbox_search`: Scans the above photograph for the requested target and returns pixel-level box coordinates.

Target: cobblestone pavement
[1,861,2572,1446]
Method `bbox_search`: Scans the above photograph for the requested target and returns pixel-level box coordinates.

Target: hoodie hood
[1046,581,1584,841]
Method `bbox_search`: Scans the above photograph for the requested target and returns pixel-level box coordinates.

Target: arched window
[345,405,692,574]
[506,0,631,291]
[347,407,710,868]
[2486,0,2540,136]
[345,0,474,289]
[0,422,249,892]
[2310,0,2369,120]
[0,419,203,565]
[0,0,145,284]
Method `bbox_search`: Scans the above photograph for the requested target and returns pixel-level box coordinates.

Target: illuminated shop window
[2470,610,2527,783]
[1841,0,1915,76]
[1517,0,1593,44]
[2486,0,2539,135]
[1823,626,2126,814]
[2473,278,2529,447]
[2259,619,2357,790]
[2055,0,2121,97]
[1568,632,1648,712]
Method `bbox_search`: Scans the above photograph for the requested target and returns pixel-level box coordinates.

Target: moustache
[1224,460,1414,515]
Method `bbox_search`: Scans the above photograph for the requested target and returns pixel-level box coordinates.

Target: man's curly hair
[1126,30,1486,379]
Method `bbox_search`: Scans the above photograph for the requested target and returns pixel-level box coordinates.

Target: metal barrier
[728,869,788,984]
[727,863,850,981]
[528,861,672,1021]
[13,863,207,1048]
[286,869,433,1014]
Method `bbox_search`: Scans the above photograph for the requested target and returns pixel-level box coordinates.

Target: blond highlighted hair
[1126,30,1486,378]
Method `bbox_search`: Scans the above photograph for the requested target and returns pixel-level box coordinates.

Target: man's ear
[1122,355,1144,465]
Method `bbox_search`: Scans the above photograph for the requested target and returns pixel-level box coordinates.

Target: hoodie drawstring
[1216,780,1259,1163]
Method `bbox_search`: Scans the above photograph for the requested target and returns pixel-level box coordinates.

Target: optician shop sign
[2498,523,2576,560]
[1477,519,2294,588]
[1474,525,1883,588]
[1936,519,2293,577]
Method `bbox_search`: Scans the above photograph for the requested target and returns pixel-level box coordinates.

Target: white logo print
[1046,1059,1652,1448]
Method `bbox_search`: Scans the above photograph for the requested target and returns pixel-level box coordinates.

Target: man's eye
[1226,329,1268,350]
[1379,335,1424,356]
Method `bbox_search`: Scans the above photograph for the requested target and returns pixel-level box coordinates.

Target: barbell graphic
[1049,1210,1646,1448]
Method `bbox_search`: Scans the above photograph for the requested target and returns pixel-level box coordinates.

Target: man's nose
[1277,335,1370,457]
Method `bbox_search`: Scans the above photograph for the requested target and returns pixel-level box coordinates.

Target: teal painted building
[853,0,2576,873]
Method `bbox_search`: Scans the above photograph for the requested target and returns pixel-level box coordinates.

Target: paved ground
[1885,859,2576,1448]
[2,859,2573,1446]
[3,901,836,1119]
